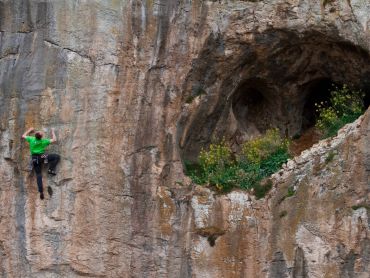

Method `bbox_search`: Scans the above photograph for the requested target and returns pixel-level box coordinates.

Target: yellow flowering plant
[241,128,289,164]
[315,84,365,137]
[186,129,290,195]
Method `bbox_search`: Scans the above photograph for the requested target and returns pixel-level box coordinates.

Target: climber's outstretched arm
[50,128,57,143]
[21,127,34,139]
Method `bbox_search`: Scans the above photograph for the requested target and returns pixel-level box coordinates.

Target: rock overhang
[179,28,370,162]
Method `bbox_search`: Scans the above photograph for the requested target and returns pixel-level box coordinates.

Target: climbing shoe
[48,169,57,176]
[47,186,53,197]
[40,192,44,200]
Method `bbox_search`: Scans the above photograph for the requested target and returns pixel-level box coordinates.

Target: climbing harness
[28,153,48,172]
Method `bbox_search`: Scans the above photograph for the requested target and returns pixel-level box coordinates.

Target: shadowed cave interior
[302,78,339,130]
[179,30,370,163]
[231,78,339,138]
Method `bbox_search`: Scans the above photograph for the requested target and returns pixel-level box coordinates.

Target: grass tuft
[351,204,370,211]
[287,187,295,198]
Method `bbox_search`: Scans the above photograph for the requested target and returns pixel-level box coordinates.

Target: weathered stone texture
[0,0,369,277]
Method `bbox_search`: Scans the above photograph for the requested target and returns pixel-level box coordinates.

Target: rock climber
[22,127,60,200]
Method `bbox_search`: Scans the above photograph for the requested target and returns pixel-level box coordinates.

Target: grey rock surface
[0,0,369,277]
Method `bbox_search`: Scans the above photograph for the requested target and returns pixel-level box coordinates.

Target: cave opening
[363,83,370,108]
[301,78,370,133]
[302,78,338,131]
[288,78,339,155]
[290,78,370,155]
[231,80,273,139]
[180,30,370,169]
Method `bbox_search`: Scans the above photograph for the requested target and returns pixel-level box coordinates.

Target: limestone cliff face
[0,0,369,277]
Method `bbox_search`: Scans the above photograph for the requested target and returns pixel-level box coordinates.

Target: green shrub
[241,128,288,164]
[199,139,233,173]
[254,179,273,199]
[236,162,261,190]
[322,0,335,7]
[315,106,337,131]
[186,129,290,196]
[325,150,336,164]
[287,186,295,197]
[184,161,207,184]
[186,140,235,192]
[315,84,365,138]
[351,204,370,211]
[259,148,290,177]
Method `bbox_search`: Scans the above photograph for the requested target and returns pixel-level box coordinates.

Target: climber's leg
[47,154,60,175]
[32,155,44,199]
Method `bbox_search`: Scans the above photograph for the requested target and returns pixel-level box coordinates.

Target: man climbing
[22,127,60,200]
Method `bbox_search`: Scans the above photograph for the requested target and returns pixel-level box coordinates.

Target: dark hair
[35,132,42,140]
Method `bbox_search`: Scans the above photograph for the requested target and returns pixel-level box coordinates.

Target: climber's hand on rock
[22,127,35,139]
[51,128,57,143]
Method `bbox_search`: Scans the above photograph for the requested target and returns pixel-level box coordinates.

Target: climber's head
[35,132,43,140]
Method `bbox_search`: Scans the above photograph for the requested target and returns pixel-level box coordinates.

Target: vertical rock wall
[0,0,369,277]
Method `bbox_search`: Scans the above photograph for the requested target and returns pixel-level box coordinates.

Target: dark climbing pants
[32,154,60,193]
